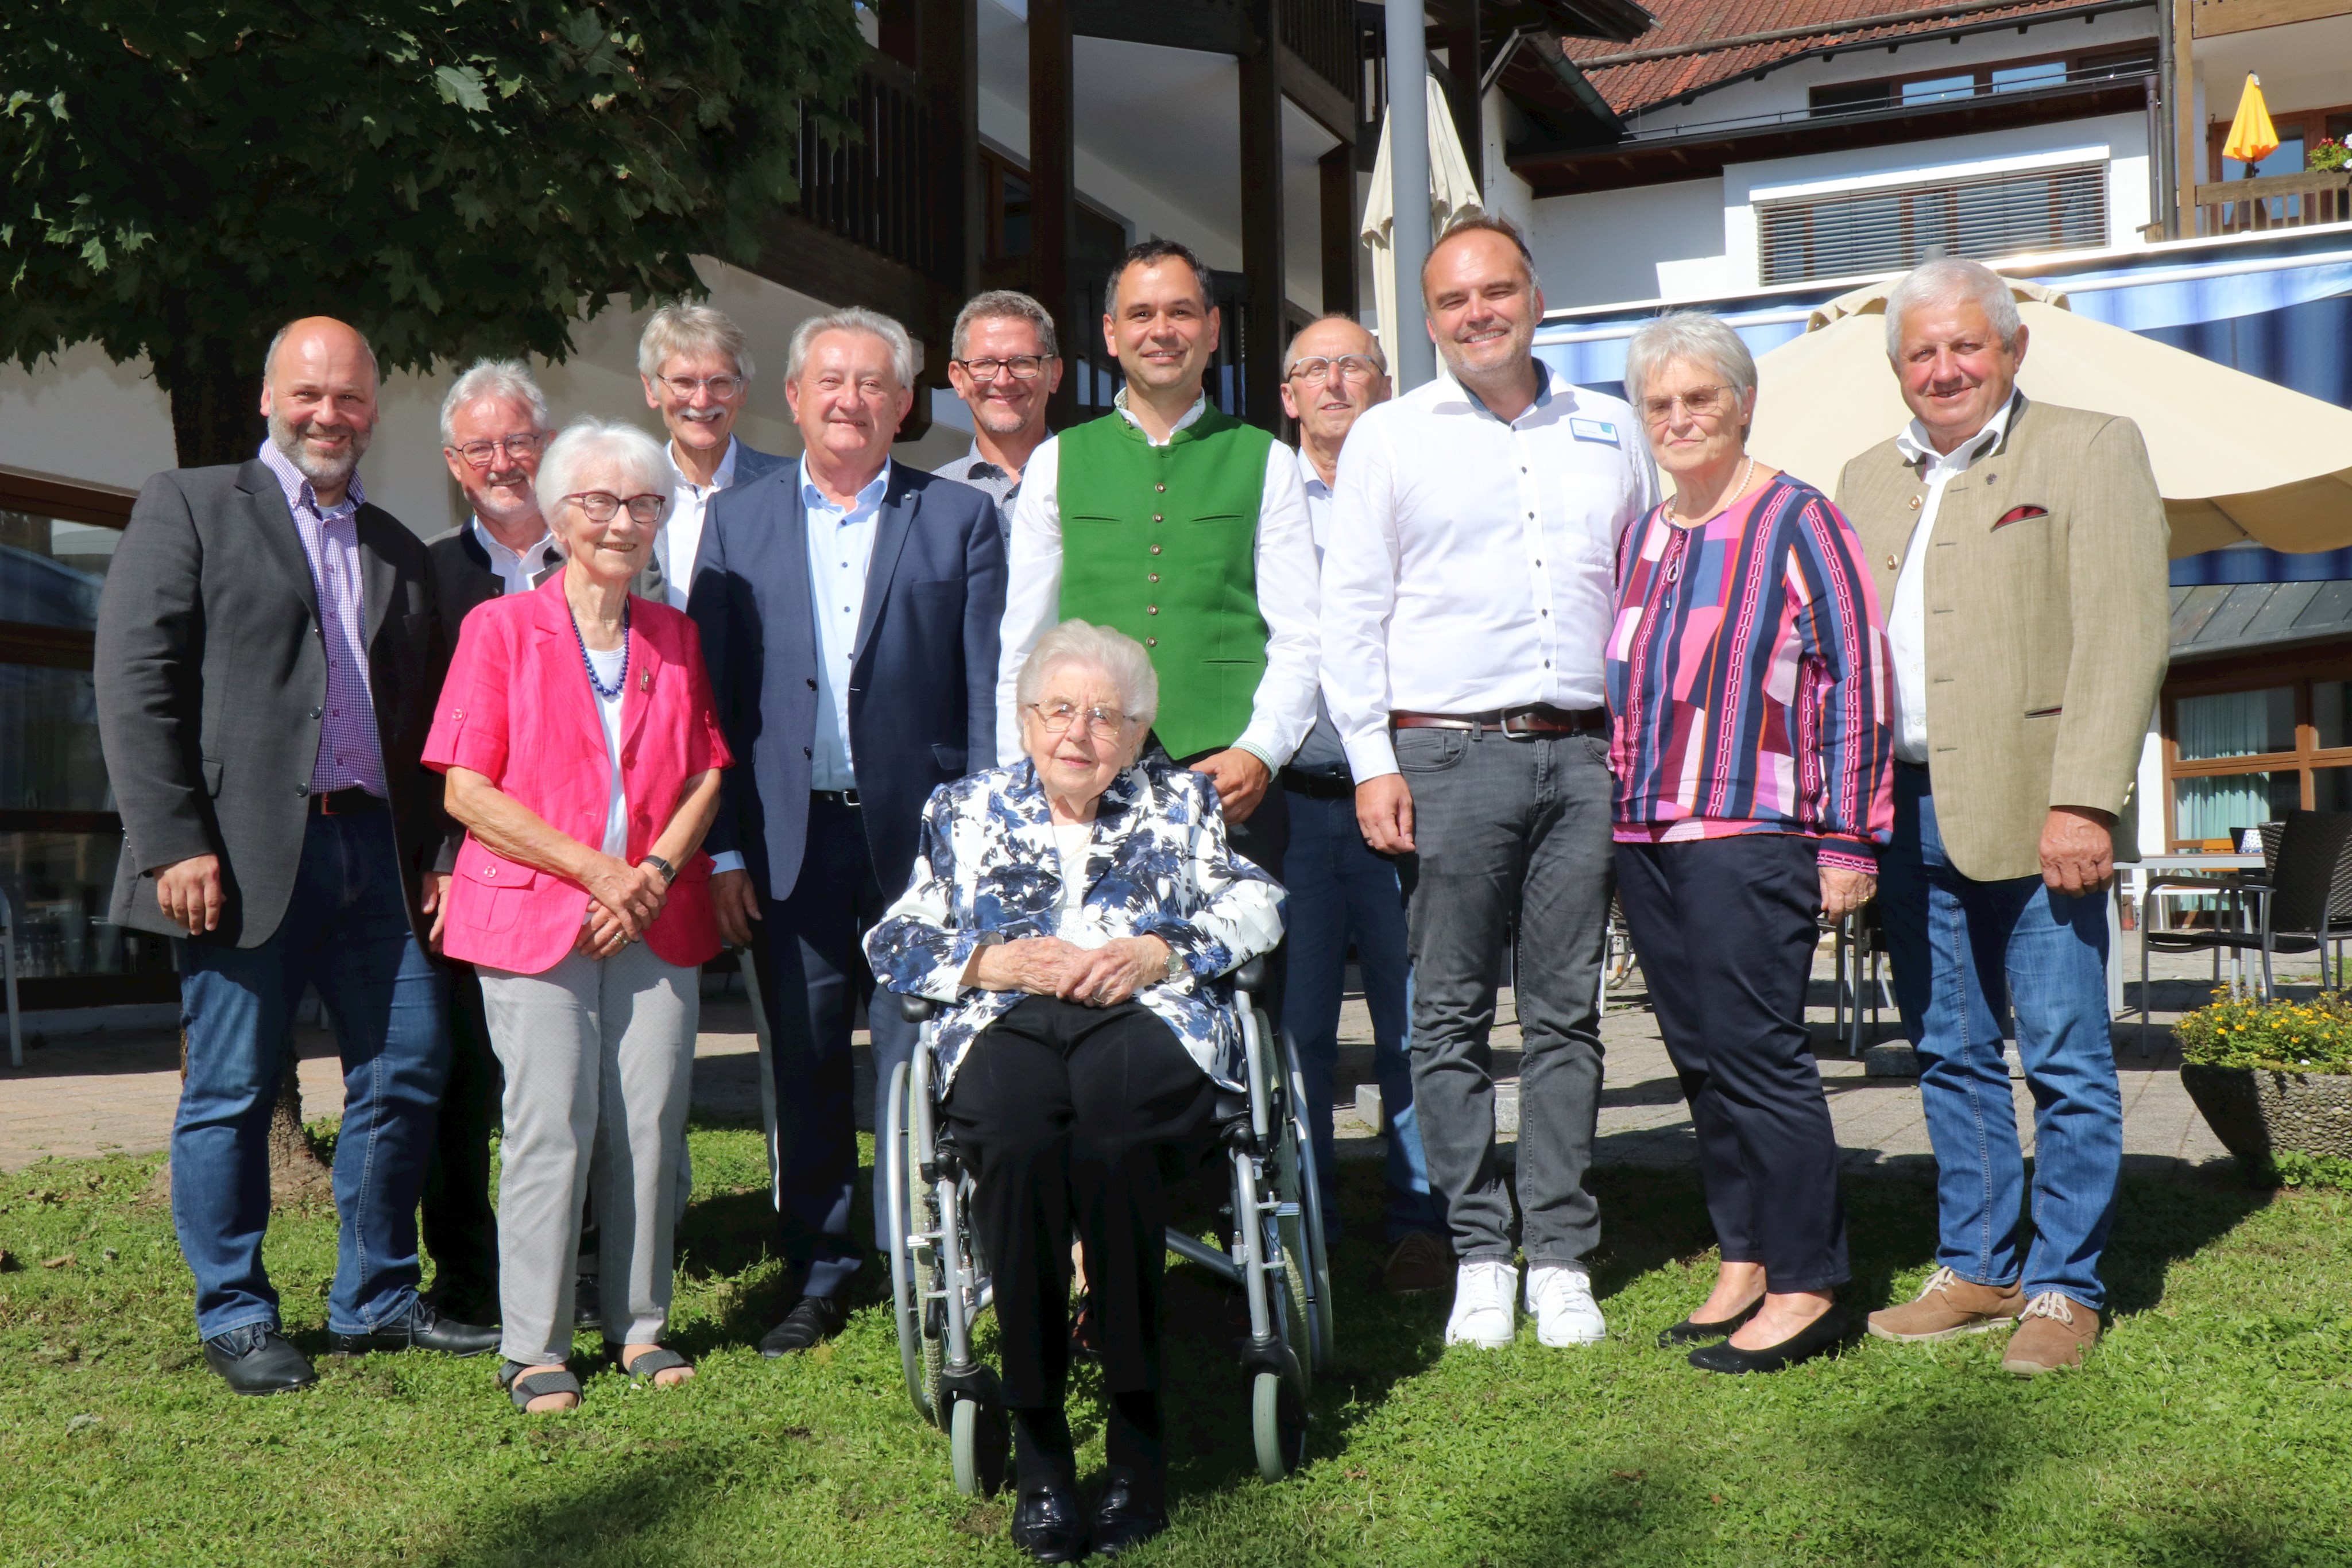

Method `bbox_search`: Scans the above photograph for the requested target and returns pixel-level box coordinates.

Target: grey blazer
[94,460,448,948]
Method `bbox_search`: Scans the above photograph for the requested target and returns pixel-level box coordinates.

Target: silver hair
[786,306,919,391]
[1883,257,2024,358]
[533,419,679,529]
[1622,309,1757,407]
[1016,620,1160,734]
[1283,311,1387,374]
[264,318,379,382]
[438,358,550,448]
[637,300,755,383]
[951,290,1059,362]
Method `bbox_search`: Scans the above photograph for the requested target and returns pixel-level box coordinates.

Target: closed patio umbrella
[1747,277,2352,556]
[2223,73,2281,173]
[1361,76,1483,374]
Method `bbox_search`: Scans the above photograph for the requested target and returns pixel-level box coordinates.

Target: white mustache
[678,406,725,423]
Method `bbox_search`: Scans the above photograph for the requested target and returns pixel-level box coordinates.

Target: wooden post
[2174,0,2199,237]
[1440,2,1483,193]
[1030,0,1078,429]
[1320,144,1359,316]
[918,0,980,304]
[1239,0,1286,431]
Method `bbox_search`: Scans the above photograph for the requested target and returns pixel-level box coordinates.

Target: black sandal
[498,1360,582,1412]
[608,1342,694,1385]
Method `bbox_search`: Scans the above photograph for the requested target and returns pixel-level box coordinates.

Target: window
[0,474,177,1008]
[1808,45,2154,119]
[1757,161,2109,285]
[2164,670,2352,850]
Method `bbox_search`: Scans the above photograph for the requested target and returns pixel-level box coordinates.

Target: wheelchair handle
[1234,956,1267,994]
[899,993,938,1023]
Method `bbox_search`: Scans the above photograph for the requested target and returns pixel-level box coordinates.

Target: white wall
[1523,179,1728,308]
[0,256,974,538]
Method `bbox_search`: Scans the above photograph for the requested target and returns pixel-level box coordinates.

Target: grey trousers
[479,942,699,1365]
[1396,726,1612,1268]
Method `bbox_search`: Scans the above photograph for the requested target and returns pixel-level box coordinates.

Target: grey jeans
[1396,726,1612,1268]
[479,941,699,1365]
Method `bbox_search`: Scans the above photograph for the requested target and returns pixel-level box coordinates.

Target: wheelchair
[881,957,1334,1493]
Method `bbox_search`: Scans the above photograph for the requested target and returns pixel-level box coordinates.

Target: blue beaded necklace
[570,599,630,700]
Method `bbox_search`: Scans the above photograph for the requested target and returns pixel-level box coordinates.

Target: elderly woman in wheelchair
[864,618,1297,1561]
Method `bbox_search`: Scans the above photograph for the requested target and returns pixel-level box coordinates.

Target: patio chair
[1828,902,1892,1058]
[2141,810,2352,1050]
[2257,819,2352,989]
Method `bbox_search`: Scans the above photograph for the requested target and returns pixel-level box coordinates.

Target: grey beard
[268,411,368,490]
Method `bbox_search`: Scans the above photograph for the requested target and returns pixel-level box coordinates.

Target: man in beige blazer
[1835,258,2168,1376]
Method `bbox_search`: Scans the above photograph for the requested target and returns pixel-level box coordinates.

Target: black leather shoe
[1090,1467,1169,1556]
[1687,1304,1850,1375]
[1657,1296,1763,1348]
[202,1326,318,1396]
[758,1294,849,1357]
[328,1299,501,1358]
[573,1272,602,1332]
[1009,1480,1089,1563]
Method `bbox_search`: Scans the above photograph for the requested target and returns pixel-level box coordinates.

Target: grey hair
[1016,620,1160,733]
[951,290,1059,362]
[786,307,919,390]
[1283,311,1387,374]
[637,300,755,383]
[1622,309,1757,408]
[1883,257,2023,358]
[533,419,680,526]
[438,358,550,448]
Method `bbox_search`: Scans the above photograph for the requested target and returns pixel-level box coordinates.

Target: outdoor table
[2114,853,2266,1017]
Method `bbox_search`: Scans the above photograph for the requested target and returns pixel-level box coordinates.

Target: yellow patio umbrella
[1747,277,2352,556]
[2223,72,2281,173]
[1361,75,1484,374]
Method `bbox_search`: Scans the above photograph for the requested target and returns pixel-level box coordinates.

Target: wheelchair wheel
[1276,1023,1337,1374]
[884,1061,937,1426]
[1251,1368,1309,1482]
[949,1392,1010,1498]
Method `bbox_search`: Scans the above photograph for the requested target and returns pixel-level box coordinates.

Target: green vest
[1056,406,1274,760]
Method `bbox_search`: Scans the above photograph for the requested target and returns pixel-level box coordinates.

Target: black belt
[1391,704,1607,738]
[308,786,385,816]
[1281,768,1355,801]
[813,789,862,808]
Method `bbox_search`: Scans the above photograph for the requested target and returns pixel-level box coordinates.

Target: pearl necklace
[1669,455,1757,528]
[571,600,630,700]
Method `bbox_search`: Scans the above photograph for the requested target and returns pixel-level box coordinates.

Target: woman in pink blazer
[423,419,730,1415]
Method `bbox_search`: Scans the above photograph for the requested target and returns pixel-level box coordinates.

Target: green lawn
[3,1127,2349,1567]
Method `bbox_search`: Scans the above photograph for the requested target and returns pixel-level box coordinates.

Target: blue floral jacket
[862,758,1285,1092]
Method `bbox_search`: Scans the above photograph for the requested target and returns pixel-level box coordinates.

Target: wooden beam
[1320,144,1360,316]
[1070,0,1250,54]
[1279,45,1359,144]
[2175,0,2200,233]
[749,211,945,328]
[918,0,981,311]
[1440,3,1484,191]
[2192,0,2352,34]
[1240,0,1286,431]
[1032,0,1080,429]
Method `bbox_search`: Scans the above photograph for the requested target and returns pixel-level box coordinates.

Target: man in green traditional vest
[995,238,1320,939]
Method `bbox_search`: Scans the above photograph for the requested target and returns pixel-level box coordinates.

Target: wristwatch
[640,853,676,885]
[1163,946,1186,985]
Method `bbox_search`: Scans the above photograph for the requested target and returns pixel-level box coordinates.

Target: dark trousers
[752,793,919,1301]
[1614,834,1849,1292]
[1162,742,1289,1022]
[943,997,1218,1409]
[420,961,501,1319]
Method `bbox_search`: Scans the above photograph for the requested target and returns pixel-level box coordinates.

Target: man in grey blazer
[1835,260,2169,1376]
[95,316,498,1395]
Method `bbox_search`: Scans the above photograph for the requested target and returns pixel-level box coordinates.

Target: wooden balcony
[2195,169,2352,235]
[2191,0,2352,38]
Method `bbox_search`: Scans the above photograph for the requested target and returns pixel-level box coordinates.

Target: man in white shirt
[636,302,785,607]
[1322,215,1656,1352]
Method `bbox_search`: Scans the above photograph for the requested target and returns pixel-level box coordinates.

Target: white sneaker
[1526,1263,1608,1347]
[1444,1259,1519,1349]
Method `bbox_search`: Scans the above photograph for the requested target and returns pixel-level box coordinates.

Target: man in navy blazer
[690,307,1004,1356]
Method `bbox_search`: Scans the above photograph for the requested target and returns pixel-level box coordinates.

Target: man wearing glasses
[995,239,1319,1015]
[934,291,1064,547]
[636,301,786,607]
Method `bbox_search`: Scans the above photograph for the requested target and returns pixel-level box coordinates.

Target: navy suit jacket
[688,461,1005,905]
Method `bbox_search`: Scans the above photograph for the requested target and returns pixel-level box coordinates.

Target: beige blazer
[1835,396,2169,884]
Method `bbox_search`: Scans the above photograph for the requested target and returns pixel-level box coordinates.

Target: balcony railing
[1280,0,1359,104]
[2196,169,2352,236]
[792,58,950,281]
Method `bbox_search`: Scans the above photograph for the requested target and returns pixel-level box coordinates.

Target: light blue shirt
[803,457,889,791]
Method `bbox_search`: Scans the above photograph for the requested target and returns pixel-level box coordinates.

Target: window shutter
[1757,162,2109,286]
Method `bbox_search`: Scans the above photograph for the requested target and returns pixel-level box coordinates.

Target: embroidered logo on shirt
[1569,417,1621,447]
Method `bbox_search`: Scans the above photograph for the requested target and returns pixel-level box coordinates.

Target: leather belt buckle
[1499,707,1546,740]
[817,788,861,808]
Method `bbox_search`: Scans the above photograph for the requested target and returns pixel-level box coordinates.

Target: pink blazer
[423,576,732,974]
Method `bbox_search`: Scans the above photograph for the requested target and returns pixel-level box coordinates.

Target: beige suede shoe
[1866,1267,2026,1342]
[2002,1292,2100,1376]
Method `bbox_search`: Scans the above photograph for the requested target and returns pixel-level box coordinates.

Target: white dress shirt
[1287,446,1352,777]
[995,390,1320,770]
[470,516,562,598]
[1320,364,1658,781]
[804,457,889,792]
[655,436,741,609]
[1887,391,2019,765]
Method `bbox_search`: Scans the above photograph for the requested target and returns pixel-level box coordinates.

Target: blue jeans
[173,810,449,1341]
[1279,787,1442,1244]
[1878,765,2122,1311]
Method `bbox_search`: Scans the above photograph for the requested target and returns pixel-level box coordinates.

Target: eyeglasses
[566,491,667,524]
[449,433,543,469]
[1286,354,1383,385]
[956,355,1051,382]
[1026,701,1131,739]
[657,373,745,400]
[1641,385,1735,424]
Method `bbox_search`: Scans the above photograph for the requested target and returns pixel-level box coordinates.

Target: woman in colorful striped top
[1606,311,1894,1375]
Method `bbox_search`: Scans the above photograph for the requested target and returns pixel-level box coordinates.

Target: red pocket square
[1993,504,2050,528]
